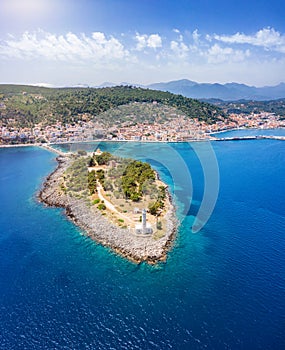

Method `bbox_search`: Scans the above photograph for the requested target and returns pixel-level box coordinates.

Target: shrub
[130,192,141,202]
[77,150,87,156]
[148,201,162,215]
[97,203,106,210]
[95,151,112,165]
[88,170,97,194]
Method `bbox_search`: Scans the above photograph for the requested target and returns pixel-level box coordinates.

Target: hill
[0,85,224,128]
[213,98,285,118]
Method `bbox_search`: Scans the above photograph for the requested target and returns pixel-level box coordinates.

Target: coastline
[38,154,178,265]
[0,143,41,148]
[1,126,285,149]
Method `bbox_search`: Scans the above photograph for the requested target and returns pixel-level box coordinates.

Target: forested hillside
[215,98,285,119]
[0,85,225,127]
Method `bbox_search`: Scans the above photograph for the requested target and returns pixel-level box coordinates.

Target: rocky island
[38,149,177,264]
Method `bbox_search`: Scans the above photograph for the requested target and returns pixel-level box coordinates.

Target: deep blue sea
[0,136,284,349]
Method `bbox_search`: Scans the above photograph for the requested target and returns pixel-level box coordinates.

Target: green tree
[96,169,105,187]
[89,156,96,167]
[95,151,112,165]
[97,203,106,210]
[88,170,97,194]
[148,200,164,216]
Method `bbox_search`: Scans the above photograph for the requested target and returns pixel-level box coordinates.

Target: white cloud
[206,44,250,64]
[192,29,200,43]
[135,33,162,50]
[1,28,285,86]
[213,27,285,53]
[170,40,189,58]
[148,34,162,49]
[0,30,129,62]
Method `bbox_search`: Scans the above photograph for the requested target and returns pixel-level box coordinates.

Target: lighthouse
[135,209,153,235]
[142,209,147,234]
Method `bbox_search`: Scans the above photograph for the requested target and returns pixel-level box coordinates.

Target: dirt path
[97,184,135,226]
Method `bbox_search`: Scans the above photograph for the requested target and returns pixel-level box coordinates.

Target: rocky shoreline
[38,155,178,264]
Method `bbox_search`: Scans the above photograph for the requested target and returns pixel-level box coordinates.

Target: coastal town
[0,107,284,145]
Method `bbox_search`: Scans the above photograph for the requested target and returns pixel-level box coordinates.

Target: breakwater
[212,135,285,141]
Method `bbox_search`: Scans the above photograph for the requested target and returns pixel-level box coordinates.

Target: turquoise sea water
[0,137,284,349]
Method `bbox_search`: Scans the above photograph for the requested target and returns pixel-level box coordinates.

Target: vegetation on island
[121,160,155,201]
[92,151,112,165]
[61,151,169,228]
[63,156,89,198]
[148,185,167,216]
[87,170,97,195]
[0,85,225,128]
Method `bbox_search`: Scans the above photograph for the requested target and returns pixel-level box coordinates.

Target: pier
[213,135,285,142]
[40,143,70,156]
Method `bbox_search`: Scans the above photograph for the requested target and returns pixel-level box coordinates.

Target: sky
[0,0,285,87]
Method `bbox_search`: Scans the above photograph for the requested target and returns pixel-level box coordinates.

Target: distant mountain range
[33,79,285,101]
[147,80,285,101]
[96,79,285,101]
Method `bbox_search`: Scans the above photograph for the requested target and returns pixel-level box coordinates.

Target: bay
[0,137,284,349]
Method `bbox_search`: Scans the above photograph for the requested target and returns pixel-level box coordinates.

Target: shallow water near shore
[0,138,284,349]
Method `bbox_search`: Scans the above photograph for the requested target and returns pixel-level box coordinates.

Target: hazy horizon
[1,79,285,89]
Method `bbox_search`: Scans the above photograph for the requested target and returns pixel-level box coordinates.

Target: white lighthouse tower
[135,209,153,235]
[142,209,147,234]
